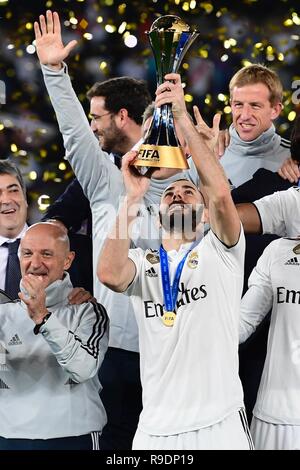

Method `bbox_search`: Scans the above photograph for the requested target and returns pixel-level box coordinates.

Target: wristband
[33,312,52,335]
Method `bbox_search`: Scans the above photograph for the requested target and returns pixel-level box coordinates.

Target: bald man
[0,222,109,450]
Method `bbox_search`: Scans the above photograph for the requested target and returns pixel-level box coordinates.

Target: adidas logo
[145,267,158,278]
[285,257,300,266]
[8,334,22,346]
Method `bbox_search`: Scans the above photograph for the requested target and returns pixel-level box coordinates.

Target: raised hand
[19,274,48,324]
[278,157,300,183]
[155,73,188,119]
[122,151,151,202]
[193,105,221,155]
[68,287,96,305]
[34,10,77,68]
[217,129,230,159]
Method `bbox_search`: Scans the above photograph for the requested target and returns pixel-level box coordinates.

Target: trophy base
[134,144,188,169]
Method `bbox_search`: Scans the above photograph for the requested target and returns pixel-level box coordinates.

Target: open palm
[34,10,77,66]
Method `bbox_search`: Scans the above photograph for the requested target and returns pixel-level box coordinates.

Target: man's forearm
[98,196,140,291]
[176,112,241,245]
[236,203,262,234]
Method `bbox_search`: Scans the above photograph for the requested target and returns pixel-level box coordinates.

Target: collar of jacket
[229,123,279,156]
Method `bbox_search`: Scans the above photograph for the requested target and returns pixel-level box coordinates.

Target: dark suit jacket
[43,178,93,293]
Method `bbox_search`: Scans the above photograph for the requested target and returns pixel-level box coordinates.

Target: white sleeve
[253,190,289,237]
[41,64,123,204]
[239,243,274,343]
[39,301,109,383]
[126,247,145,296]
[208,223,245,274]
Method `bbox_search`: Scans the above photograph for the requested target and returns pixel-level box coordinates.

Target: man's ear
[64,251,75,271]
[271,102,283,120]
[117,108,129,127]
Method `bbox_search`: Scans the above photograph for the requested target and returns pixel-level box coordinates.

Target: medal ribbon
[160,239,199,313]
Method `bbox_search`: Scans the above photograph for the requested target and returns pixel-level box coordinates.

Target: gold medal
[163,311,176,327]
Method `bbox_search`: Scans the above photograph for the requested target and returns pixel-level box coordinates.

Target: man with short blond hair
[221,63,290,187]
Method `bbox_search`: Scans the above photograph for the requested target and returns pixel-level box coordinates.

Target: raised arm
[155,73,241,246]
[98,151,150,292]
[34,10,122,205]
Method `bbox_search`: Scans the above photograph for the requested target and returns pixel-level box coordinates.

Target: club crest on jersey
[293,244,300,255]
[187,251,198,269]
[146,253,160,264]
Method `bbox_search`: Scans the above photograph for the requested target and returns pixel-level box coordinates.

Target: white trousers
[251,416,300,450]
[133,409,254,450]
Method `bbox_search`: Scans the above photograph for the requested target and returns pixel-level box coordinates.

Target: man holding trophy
[35,11,252,449]
[99,70,253,449]
[99,10,251,452]
[34,11,204,449]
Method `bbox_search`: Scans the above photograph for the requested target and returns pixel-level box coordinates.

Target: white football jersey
[126,229,245,436]
[254,186,300,238]
[240,237,300,424]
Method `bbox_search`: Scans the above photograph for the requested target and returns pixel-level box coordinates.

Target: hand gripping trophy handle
[134,16,199,172]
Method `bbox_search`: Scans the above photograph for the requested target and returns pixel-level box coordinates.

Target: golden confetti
[184,94,193,102]
[0,0,297,202]
[79,18,88,29]
[59,162,67,171]
[28,171,37,181]
[288,111,296,121]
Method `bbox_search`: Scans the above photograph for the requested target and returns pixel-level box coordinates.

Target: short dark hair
[87,77,152,125]
[0,159,26,196]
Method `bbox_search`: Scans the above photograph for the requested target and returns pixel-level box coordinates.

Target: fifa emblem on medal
[163,311,176,327]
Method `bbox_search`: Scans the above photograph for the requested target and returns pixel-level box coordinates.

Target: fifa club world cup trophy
[134,15,199,172]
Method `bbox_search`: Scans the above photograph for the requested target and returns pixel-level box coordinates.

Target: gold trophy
[135,15,198,171]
